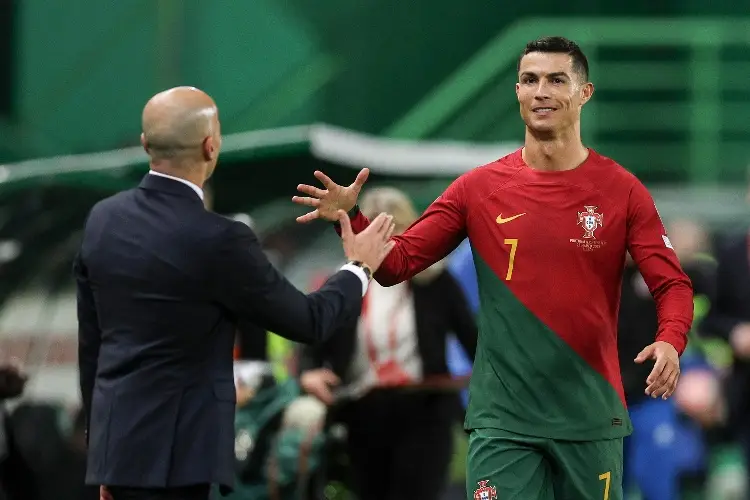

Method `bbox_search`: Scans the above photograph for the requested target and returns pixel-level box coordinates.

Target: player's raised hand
[339,210,395,272]
[292,168,370,223]
[635,341,680,400]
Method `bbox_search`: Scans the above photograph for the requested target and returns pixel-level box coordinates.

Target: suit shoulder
[202,211,256,243]
[85,189,137,221]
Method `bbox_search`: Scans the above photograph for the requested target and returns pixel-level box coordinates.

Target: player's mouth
[532,106,556,115]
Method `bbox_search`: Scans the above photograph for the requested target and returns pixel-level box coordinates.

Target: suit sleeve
[214,222,365,345]
[336,175,469,286]
[626,181,693,355]
[73,250,101,440]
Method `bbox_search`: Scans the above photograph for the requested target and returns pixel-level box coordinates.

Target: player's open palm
[635,341,680,400]
[293,168,369,223]
[339,210,395,272]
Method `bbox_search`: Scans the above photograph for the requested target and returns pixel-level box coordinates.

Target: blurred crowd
[0,185,749,500]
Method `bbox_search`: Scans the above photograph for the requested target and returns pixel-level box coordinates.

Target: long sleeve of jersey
[338,176,469,286]
[626,181,693,355]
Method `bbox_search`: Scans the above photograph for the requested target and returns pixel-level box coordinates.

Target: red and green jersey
[341,148,693,440]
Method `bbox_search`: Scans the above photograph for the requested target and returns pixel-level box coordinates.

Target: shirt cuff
[339,263,369,296]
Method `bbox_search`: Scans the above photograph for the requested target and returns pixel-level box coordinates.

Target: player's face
[515,52,593,135]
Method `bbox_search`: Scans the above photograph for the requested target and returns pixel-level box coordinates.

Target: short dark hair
[518,36,589,81]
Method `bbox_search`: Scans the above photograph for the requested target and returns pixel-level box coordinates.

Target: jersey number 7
[503,238,518,281]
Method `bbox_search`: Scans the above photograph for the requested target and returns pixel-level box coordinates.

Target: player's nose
[533,85,550,100]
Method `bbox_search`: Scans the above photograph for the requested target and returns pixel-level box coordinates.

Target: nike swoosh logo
[496,213,526,224]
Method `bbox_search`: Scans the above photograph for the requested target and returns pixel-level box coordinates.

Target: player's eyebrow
[519,71,570,80]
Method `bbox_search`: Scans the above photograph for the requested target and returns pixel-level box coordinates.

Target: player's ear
[515,82,521,100]
[580,82,594,106]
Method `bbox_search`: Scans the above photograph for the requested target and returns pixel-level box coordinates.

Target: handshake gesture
[293,168,394,272]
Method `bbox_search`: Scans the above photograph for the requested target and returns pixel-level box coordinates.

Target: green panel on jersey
[465,251,632,441]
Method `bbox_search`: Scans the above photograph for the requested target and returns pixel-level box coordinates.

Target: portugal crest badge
[473,480,498,500]
[577,205,603,239]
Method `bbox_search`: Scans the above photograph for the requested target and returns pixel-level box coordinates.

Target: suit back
[79,175,238,489]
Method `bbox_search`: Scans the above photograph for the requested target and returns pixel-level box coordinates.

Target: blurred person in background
[0,359,30,500]
[618,219,720,500]
[297,187,477,500]
[701,174,750,488]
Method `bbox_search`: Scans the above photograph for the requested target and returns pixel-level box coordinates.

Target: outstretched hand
[635,341,680,400]
[339,210,395,272]
[292,168,370,223]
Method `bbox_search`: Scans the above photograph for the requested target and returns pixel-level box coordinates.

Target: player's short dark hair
[518,36,589,82]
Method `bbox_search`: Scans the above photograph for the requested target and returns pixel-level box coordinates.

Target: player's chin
[525,120,557,134]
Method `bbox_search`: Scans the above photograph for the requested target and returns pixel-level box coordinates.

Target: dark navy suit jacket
[74,174,362,492]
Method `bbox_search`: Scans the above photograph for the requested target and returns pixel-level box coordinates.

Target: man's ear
[140,133,149,153]
[580,82,594,106]
[202,136,214,161]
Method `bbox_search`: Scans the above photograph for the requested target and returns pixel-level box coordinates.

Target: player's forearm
[653,279,694,355]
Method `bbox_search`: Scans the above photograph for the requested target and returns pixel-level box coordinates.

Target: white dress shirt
[148,170,204,200]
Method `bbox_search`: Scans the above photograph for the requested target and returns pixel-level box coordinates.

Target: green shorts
[466,427,623,500]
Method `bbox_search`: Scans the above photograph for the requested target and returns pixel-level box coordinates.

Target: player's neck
[523,129,588,172]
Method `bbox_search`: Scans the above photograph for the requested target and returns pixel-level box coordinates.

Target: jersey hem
[464,418,633,442]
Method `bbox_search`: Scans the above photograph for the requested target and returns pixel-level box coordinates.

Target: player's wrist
[332,205,360,226]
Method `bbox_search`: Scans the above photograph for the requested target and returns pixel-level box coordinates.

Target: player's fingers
[646,355,667,385]
[634,344,655,363]
[296,210,320,224]
[648,365,674,397]
[296,183,327,198]
[353,168,370,190]
[661,369,680,400]
[647,362,673,397]
[292,196,321,208]
[314,170,337,190]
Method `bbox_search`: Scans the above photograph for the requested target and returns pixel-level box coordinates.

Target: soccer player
[292,36,693,500]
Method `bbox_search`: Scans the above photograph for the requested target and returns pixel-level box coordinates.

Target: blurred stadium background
[0,1,748,499]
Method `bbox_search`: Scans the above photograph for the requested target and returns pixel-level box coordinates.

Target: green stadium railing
[386,17,750,184]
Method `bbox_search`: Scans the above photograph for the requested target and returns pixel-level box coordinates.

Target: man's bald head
[141,86,220,163]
